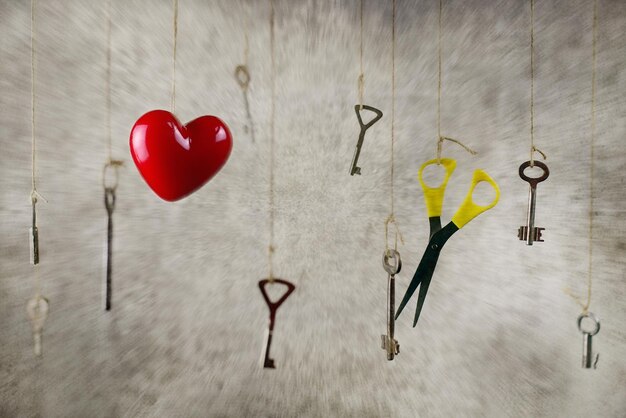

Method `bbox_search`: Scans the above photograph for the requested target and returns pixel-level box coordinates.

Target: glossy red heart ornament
[129,110,232,201]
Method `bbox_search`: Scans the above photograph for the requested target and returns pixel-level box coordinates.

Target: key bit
[381,335,400,357]
[517,226,544,242]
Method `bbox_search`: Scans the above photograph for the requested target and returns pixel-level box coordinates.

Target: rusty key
[381,249,401,360]
[258,278,295,369]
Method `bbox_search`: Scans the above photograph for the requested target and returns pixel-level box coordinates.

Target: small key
[29,202,39,265]
[381,249,401,360]
[350,105,383,176]
[518,161,549,245]
[258,278,295,369]
[26,295,49,357]
[104,187,116,311]
[578,312,600,369]
[235,65,255,142]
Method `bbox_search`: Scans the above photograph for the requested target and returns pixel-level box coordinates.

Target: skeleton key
[381,249,401,360]
[104,187,116,311]
[577,312,600,369]
[258,278,296,369]
[518,161,549,245]
[350,105,383,176]
[26,295,49,356]
[235,65,255,142]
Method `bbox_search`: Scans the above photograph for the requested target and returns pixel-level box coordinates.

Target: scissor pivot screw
[431,243,439,250]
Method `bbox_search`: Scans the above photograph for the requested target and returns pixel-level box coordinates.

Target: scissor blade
[395,222,460,323]
[394,245,441,320]
[413,274,434,327]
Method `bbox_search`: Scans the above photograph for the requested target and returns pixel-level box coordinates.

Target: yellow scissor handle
[418,158,457,218]
[451,169,500,229]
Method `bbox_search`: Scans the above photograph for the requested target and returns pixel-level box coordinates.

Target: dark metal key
[104,187,116,311]
[258,278,295,369]
[350,105,383,176]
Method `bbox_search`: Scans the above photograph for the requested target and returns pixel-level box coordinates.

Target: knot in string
[30,190,47,205]
[436,136,477,164]
[235,65,250,91]
[357,73,364,110]
[529,145,547,167]
[384,214,404,252]
[102,159,124,190]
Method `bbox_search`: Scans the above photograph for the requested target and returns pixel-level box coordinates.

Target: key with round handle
[518,161,550,245]
[381,249,401,360]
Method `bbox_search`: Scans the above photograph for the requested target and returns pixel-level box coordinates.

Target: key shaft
[104,188,116,311]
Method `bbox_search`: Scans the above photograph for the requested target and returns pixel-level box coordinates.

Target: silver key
[26,296,49,357]
[577,312,600,369]
[518,161,549,245]
[381,249,401,360]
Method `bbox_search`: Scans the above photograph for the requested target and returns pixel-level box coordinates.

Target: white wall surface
[0,0,625,416]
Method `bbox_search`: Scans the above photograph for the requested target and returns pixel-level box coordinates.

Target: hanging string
[357,0,364,109]
[105,0,112,163]
[528,0,546,166]
[234,1,255,141]
[103,0,123,187]
[30,0,40,203]
[390,0,395,218]
[435,0,476,164]
[268,0,276,282]
[384,0,404,253]
[436,0,442,141]
[565,0,597,314]
[244,6,249,67]
[171,0,178,112]
[30,0,42,296]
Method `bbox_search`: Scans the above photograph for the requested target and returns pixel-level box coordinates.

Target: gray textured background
[1,0,625,417]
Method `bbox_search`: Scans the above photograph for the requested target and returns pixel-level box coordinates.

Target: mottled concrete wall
[1,0,625,417]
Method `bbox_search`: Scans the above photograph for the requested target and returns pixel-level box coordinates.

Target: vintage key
[381,249,401,360]
[26,295,49,356]
[350,105,383,176]
[577,312,600,369]
[258,278,296,369]
[235,65,255,142]
[104,187,116,311]
[518,161,549,245]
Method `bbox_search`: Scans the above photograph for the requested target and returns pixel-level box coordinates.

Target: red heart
[129,110,233,201]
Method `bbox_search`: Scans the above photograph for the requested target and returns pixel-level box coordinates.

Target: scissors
[395,158,500,327]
